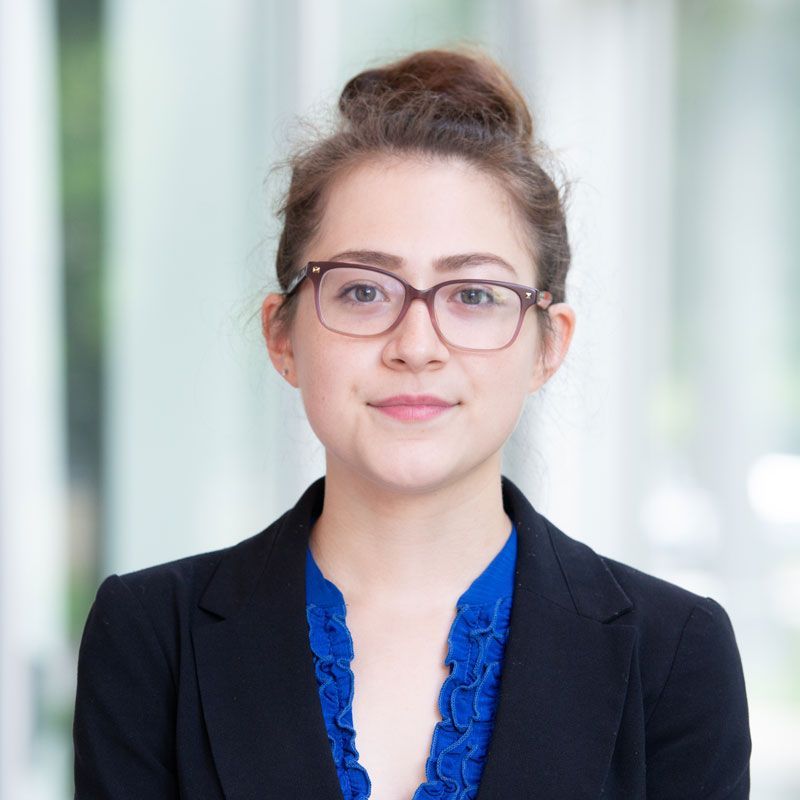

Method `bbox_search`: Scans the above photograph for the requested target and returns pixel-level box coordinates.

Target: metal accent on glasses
[284,261,553,351]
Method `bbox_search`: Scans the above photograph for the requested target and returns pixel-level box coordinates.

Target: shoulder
[542,517,747,706]
[103,544,227,610]
[601,550,705,615]
[86,515,285,659]
[545,514,733,643]
[73,523,286,793]
[599,550,740,676]
[506,475,724,645]
[589,543,749,764]
[590,554,750,794]
[545,521,750,788]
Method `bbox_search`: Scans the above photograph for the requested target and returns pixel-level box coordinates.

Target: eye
[337,282,390,304]
[452,285,499,306]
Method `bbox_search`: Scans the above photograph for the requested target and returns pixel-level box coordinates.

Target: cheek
[298,351,341,411]
[296,367,345,454]
[292,297,341,400]
[295,336,362,433]
[492,370,529,419]
[468,357,532,429]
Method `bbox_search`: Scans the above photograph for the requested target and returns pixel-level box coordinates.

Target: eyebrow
[327,249,518,277]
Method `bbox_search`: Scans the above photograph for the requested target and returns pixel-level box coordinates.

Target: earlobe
[261,293,296,383]
[527,355,550,395]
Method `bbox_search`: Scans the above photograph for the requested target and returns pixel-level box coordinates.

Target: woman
[73,47,752,799]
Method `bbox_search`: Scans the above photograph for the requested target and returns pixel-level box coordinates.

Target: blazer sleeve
[644,596,752,799]
[73,574,178,799]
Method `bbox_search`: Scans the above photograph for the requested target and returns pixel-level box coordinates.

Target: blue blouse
[304,522,517,800]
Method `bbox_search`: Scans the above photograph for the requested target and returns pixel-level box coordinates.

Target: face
[262,155,575,494]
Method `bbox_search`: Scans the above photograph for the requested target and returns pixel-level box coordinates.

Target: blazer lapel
[193,475,636,800]
[193,480,344,800]
[475,477,636,799]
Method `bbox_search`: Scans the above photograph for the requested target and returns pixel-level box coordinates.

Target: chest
[345,605,454,800]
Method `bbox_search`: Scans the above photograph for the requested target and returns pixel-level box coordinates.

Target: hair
[269,44,571,359]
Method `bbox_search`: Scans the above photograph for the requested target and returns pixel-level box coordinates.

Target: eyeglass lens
[318,266,521,350]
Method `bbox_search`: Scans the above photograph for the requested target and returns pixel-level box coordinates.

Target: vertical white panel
[296,0,342,108]
[0,0,68,798]
[104,0,314,573]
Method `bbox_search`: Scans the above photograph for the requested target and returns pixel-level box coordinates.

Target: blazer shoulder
[88,513,288,652]
[597,552,746,718]
[107,540,230,614]
[597,558,752,794]
[600,553,707,622]
[543,515,738,669]
[538,512,710,628]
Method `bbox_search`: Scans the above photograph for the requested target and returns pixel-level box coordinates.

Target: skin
[261,153,575,795]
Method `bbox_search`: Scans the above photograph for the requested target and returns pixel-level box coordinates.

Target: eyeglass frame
[282,260,554,352]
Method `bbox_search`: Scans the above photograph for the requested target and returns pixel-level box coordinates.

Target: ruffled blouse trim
[413,594,512,799]
[306,601,372,799]
[305,524,517,800]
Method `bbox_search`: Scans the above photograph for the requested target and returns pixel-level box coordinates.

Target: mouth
[367,394,459,422]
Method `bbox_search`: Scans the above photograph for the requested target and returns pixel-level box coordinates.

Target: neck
[307,455,513,613]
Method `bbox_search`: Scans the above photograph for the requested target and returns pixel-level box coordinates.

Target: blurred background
[1,0,798,797]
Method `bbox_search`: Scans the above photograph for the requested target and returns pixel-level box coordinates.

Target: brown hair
[269,45,571,356]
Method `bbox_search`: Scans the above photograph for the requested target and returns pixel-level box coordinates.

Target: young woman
[73,47,752,799]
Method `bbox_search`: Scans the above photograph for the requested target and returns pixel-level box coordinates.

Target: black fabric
[73,474,751,799]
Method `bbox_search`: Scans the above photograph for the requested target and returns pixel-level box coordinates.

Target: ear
[261,293,298,387]
[528,302,576,394]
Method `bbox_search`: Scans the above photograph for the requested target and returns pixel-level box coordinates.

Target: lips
[369,394,455,407]
[368,394,458,422]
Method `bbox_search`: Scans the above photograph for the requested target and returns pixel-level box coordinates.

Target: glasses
[283,261,553,352]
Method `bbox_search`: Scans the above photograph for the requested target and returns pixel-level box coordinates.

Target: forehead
[310,155,535,282]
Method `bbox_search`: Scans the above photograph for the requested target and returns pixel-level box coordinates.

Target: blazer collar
[194,475,636,799]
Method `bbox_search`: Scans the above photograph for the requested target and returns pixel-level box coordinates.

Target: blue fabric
[305,522,517,800]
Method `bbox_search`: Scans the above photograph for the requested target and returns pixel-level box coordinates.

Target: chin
[358,456,479,496]
[325,435,496,495]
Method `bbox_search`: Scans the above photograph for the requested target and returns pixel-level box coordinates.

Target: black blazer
[73,475,751,799]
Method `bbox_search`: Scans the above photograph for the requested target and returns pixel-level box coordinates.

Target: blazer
[73,474,752,799]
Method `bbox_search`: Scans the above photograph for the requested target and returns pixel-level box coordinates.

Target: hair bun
[338,47,534,146]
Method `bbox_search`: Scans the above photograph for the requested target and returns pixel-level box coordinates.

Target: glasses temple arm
[284,265,308,295]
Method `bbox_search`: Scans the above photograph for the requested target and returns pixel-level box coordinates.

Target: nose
[381,296,449,370]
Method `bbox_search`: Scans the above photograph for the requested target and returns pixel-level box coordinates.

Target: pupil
[463,288,483,304]
[355,286,376,302]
